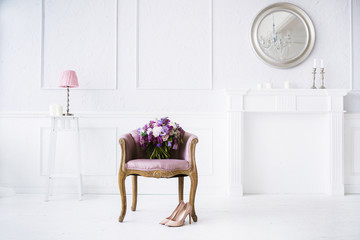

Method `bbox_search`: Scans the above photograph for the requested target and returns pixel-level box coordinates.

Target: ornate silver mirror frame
[251,3,315,68]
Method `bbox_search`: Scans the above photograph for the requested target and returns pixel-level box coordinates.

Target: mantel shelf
[224,88,350,96]
[224,88,351,113]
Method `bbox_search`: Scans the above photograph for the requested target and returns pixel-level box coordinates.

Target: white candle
[265,82,272,89]
[313,59,316,68]
[49,104,63,116]
[49,105,57,116]
[257,83,263,89]
[320,59,324,68]
[55,105,63,116]
[284,81,291,89]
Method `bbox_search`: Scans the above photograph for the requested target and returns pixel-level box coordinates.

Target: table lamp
[59,70,79,116]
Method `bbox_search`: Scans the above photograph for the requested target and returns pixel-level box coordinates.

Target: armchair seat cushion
[125,159,190,171]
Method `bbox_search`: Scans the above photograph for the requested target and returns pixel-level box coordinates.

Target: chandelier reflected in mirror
[260,15,291,50]
[259,13,292,60]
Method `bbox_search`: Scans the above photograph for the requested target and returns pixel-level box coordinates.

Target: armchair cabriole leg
[118,172,127,222]
[131,175,137,211]
[189,172,198,222]
[178,176,184,202]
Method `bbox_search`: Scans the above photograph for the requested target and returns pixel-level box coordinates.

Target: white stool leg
[46,117,57,201]
[75,118,83,200]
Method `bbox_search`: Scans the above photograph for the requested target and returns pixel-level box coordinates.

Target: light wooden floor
[0,194,359,240]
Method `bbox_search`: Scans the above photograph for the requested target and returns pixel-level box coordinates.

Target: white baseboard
[345,184,360,194]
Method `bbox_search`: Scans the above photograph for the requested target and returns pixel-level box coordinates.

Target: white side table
[46,116,83,201]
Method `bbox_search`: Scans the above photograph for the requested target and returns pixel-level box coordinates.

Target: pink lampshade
[59,70,79,88]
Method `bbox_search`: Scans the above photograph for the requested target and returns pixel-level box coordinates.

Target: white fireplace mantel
[225,88,350,196]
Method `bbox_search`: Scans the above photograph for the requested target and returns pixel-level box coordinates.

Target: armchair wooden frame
[118,135,198,223]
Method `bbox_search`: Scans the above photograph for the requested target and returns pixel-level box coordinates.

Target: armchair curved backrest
[120,130,197,163]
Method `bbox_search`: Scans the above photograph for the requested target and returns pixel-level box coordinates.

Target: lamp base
[63,113,74,116]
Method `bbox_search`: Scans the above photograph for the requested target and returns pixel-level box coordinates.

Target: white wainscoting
[0,112,227,195]
[40,127,118,176]
[344,113,360,193]
[2,111,359,195]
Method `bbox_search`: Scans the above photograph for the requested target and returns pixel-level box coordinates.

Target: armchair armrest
[119,134,136,171]
[181,133,199,168]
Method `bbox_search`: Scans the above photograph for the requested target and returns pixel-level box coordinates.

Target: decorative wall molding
[344,113,360,193]
[351,0,360,90]
[225,89,350,196]
[329,112,345,195]
[136,0,213,90]
[40,0,118,90]
[40,127,118,177]
[0,112,49,118]
[0,111,225,194]
[0,111,226,119]
[228,111,243,195]
[349,127,360,176]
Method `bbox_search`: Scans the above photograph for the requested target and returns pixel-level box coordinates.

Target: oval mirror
[251,3,315,68]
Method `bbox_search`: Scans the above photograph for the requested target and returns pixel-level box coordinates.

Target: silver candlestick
[311,67,317,89]
[320,68,326,89]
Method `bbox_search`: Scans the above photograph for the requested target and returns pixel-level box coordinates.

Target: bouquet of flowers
[138,117,185,159]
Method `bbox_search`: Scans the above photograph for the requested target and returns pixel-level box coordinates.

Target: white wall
[0,0,358,194]
[0,0,353,112]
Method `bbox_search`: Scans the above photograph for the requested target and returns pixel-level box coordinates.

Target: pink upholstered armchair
[118,130,198,223]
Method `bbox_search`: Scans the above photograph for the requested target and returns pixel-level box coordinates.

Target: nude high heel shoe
[159,201,185,225]
[165,202,192,227]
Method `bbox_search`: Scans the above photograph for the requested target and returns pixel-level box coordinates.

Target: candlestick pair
[311,66,326,89]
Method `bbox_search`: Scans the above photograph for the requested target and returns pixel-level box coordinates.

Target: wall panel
[137,0,212,89]
[42,0,117,89]
[345,113,360,193]
[40,127,118,176]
